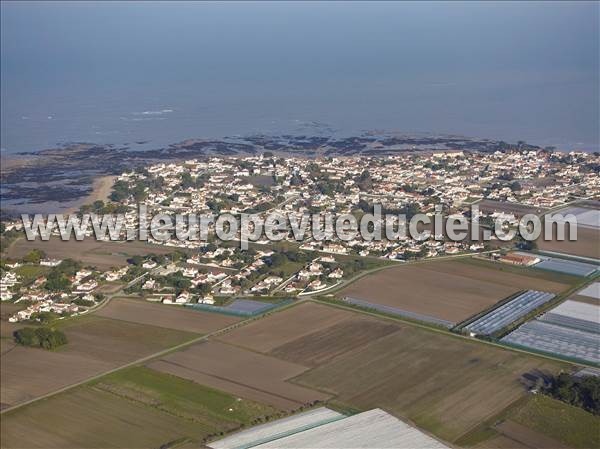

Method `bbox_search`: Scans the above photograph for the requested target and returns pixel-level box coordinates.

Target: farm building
[498,253,540,266]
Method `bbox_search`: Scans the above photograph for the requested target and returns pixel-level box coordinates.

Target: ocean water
[1,1,598,154]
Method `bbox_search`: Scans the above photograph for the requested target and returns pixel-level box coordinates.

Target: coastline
[66,175,116,213]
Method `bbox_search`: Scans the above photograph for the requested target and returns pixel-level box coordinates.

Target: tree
[110,180,130,202]
[180,172,194,189]
[14,327,67,350]
[195,283,212,296]
[44,271,70,291]
[356,170,373,191]
[544,373,600,415]
[510,181,522,192]
[127,255,144,266]
[92,200,105,211]
[23,249,46,264]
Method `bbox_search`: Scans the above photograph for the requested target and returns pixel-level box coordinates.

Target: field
[214,301,572,445]
[467,395,600,449]
[506,395,600,449]
[269,317,398,367]
[0,303,26,337]
[1,315,197,408]
[1,366,277,448]
[148,340,329,410]
[338,258,570,324]
[96,297,240,333]
[293,319,567,443]
[6,237,175,269]
[1,298,583,447]
[13,264,50,284]
[477,199,546,217]
[217,301,356,352]
[537,225,600,260]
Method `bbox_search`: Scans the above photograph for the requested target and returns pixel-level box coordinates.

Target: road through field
[0,299,301,415]
[300,250,498,297]
[2,252,594,416]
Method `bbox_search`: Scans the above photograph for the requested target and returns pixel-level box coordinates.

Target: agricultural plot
[502,299,600,364]
[556,206,600,229]
[534,257,598,277]
[1,315,196,407]
[6,237,174,270]
[147,340,329,410]
[464,290,555,336]
[96,296,240,333]
[503,321,599,364]
[577,281,600,300]
[468,394,600,449]
[294,325,567,443]
[269,317,399,367]
[217,302,356,352]
[0,303,25,337]
[342,296,454,328]
[338,259,568,325]
[1,386,207,448]
[0,339,16,357]
[208,407,345,449]
[537,225,600,260]
[539,299,600,333]
[1,366,277,449]
[505,395,600,449]
[187,298,289,317]
[477,199,546,217]
[252,409,450,449]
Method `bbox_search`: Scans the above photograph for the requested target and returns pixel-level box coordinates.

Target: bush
[23,249,46,264]
[14,327,68,350]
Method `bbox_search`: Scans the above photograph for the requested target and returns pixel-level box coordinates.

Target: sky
[1,1,598,152]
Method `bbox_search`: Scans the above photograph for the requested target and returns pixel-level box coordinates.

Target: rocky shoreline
[0,133,538,215]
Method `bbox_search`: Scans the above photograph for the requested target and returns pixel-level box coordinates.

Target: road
[299,249,498,298]
[2,249,594,415]
[0,308,272,415]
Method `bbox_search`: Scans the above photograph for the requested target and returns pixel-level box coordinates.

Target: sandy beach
[66,175,116,213]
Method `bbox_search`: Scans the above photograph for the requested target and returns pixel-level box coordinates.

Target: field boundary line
[300,251,497,298]
[308,298,594,369]
[151,359,307,407]
[0,299,310,416]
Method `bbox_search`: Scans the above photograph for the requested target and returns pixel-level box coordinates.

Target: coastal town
[1,148,598,323]
[2,2,600,448]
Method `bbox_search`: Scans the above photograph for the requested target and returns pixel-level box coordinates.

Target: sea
[1,2,598,155]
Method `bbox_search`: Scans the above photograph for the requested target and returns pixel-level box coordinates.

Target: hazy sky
[1,1,598,152]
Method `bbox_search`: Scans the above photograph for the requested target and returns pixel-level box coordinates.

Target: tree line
[14,327,68,350]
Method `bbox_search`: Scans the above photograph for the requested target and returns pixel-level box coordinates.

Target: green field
[14,264,50,285]
[458,257,581,286]
[510,395,600,449]
[1,366,278,448]
[91,366,278,426]
[458,394,600,449]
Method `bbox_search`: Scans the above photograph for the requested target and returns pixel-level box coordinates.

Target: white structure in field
[578,282,600,300]
[209,408,344,449]
[208,408,449,449]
